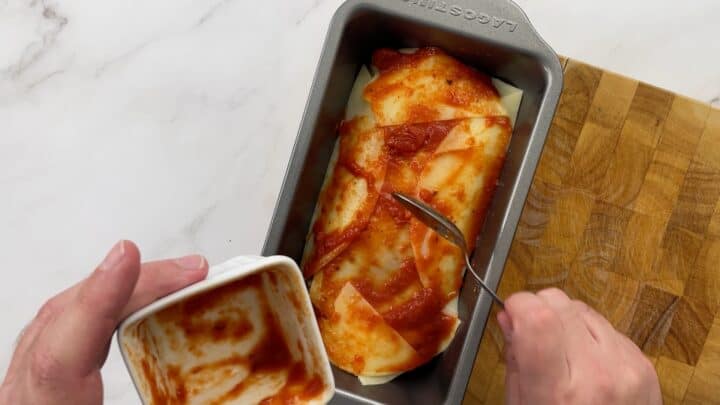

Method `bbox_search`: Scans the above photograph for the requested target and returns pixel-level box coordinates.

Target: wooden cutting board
[464,57,720,405]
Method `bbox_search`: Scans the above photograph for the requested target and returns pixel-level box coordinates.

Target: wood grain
[656,357,694,401]
[464,57,720,404]
[534,60,602,185]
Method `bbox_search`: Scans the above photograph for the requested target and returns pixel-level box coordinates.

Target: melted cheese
[302,48,521,383]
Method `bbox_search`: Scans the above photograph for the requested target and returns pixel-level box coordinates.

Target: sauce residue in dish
[135,273,325,405]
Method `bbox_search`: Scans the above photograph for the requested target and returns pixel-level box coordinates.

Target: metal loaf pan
[262,0,563,403]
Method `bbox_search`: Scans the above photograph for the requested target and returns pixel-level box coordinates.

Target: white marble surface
[0,0,718,402]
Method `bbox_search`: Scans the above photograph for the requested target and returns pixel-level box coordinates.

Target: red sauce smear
[365,47,499,124]
[382,286,457,361]
[385,120,459,156]
[485,115,512,131]
[376,193,412,224]
[311,222,367,267]
[351,259,418,308]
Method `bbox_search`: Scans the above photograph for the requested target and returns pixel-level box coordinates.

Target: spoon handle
[463,254,505,309]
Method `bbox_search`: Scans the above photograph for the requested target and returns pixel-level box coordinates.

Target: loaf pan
[262,0,563,403]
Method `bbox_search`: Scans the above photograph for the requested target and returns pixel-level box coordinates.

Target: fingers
[502,292,569,383]
[500,288,662,405]
[4,240,210,403]
[20,245,208,379]
[537,288,596,348]
[577,301,618,345]
[39,240,141,375]
[504,363,521,405]
[538,289,619,353]
[536,287,572,311]
[121,255,208,319]
[496,310,512,342]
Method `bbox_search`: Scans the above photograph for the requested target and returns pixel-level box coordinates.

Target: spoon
[391,192,505,308]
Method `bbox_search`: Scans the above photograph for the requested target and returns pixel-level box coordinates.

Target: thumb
[40,240,141,375]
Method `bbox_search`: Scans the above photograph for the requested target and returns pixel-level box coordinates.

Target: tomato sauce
[376,193,411,224]
[372,47,443,73]
[365,48,500,125]
[351,259,418,308]
[382,287,457,360]
[310,222,367,271]
[385,120,459,156]
[485,115,512,131]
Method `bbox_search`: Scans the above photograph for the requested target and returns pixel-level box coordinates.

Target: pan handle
[350,0,558,62]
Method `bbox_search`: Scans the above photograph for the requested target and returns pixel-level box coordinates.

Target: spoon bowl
[392,192,505,308]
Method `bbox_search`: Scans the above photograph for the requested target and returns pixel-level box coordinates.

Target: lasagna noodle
[318,283,420,377]
[411,117,512,299]
[309,183,460,364]
[364,48,508,126]
[309,198,422,319]
[301,117,387,277]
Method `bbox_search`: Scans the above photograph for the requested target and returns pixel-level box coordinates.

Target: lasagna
[301,47,522,384]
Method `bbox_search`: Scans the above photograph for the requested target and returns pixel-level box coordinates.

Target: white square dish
[117,255,334,405]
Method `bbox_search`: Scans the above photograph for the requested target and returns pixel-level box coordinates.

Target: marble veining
[0,0,717,403]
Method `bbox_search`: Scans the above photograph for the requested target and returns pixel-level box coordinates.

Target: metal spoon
[392,192,505,308]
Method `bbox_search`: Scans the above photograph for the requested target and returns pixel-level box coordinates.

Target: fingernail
[174,255,206,270]
[100,240,126,271]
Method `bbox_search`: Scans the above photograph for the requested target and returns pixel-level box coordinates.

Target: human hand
[0,240,209,405]
[497,288,662,405]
